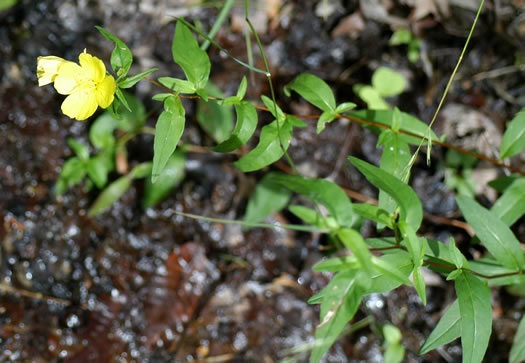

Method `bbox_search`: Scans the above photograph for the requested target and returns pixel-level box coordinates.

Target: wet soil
[1,0,525,362]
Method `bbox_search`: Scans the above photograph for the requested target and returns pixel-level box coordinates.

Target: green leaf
[95,26,133,77]
[243,172,292,226]
[349,109,439,145]
[310,273,363,363]
[316,110,336,134]
[337,228,374,276]
[118,68,158,89]
[67,138,89,161]
[289,205,337,230]
[510,314,525,363]
[236,76,247,99]
[213,101,258,152]
[372,67,406,97]
[353,84,390,110]
[143,152,185,208]
[261,95,286,124]
[370,255,411,286]
[419,300,461,354]
[389,28,412,46]
[158,77,196,94]
[129,162,153,179]
[284,73,336,113]
[349,157,423,231]
[457,196,525,270]
[378,130,411,222]
[269,173,354,228]
[196,82,234,143]
[335,102,356,114]
[55,157,86,195]
[491,178,525,226]
[412,267,427,305]
[89,112,118,149]
[86,150,114,188]
[398,221,423,266]
[88,175,132,216]
[500,109,525,159]
[455,271,492,363]
[115,87,131,112]
[114,91,147,131]
[369,251,413,293]
[233,119,292,172]
[172,20,211,90]
[384,343,404,363]
[313,256,359,272]
[352,203,393,229]
[152,96,186,183]
[449,237,468,269]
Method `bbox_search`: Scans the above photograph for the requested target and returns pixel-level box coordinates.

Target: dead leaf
[332,11,366,38]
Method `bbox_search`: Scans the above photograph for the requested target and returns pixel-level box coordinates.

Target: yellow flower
[37,51,116,120]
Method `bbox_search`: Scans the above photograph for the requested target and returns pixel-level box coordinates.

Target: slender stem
[201,0,235,51]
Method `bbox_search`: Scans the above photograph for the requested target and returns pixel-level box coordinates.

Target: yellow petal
[79,52,106,83]
[37,56,66,86]
[96,75,116,109]
[61,87,98,120]
[54,62,86,95]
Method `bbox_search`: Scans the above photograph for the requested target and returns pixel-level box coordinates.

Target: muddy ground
[1,0,525,362]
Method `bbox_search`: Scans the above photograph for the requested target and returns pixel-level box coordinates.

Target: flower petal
[54,62,85,95]
[37,56,66,86]
[96,75,116,109]
[61,87,98,120]
[79,52,106,83]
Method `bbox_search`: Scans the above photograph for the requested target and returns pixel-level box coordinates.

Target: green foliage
[510,314,525,363]
[50,10,525,363]
[419,300,461,354]
[196,82,234,143]
[152,95,185,183]
[457,196,525,271]
[500,109,525,159]
[389,28,421,63]
[143,152,185,208]
[455,271,492,363]
[172,20,211,93]
[353,67,406,109]
[243,172,292,226]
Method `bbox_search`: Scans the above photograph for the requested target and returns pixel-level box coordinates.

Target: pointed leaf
[349,157,423,231]
[88,175,132,216]
[172,21,211,89]
[143,152,185,208]
[316,110,336,134]
[284,73,336,112]
[457,196,525,270]
[243,172,292,226]
[95,26,133,76]
[490,178,525,226]
[455,271,492,363]
[500,109,525,159]
[158,77,196,94]
[213,101,258,152]
[196,82,233,143]
[233,120,292,172]
[152,96,185,183]
[310,274,363,363]
[337,228,374,275]
[261,95,286,123]
[419,300,461,354]
[510,314,525,363]
[349,109,439,145]
[269,173,354,228]
[119,68,158,89]
[352,203,393,229]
